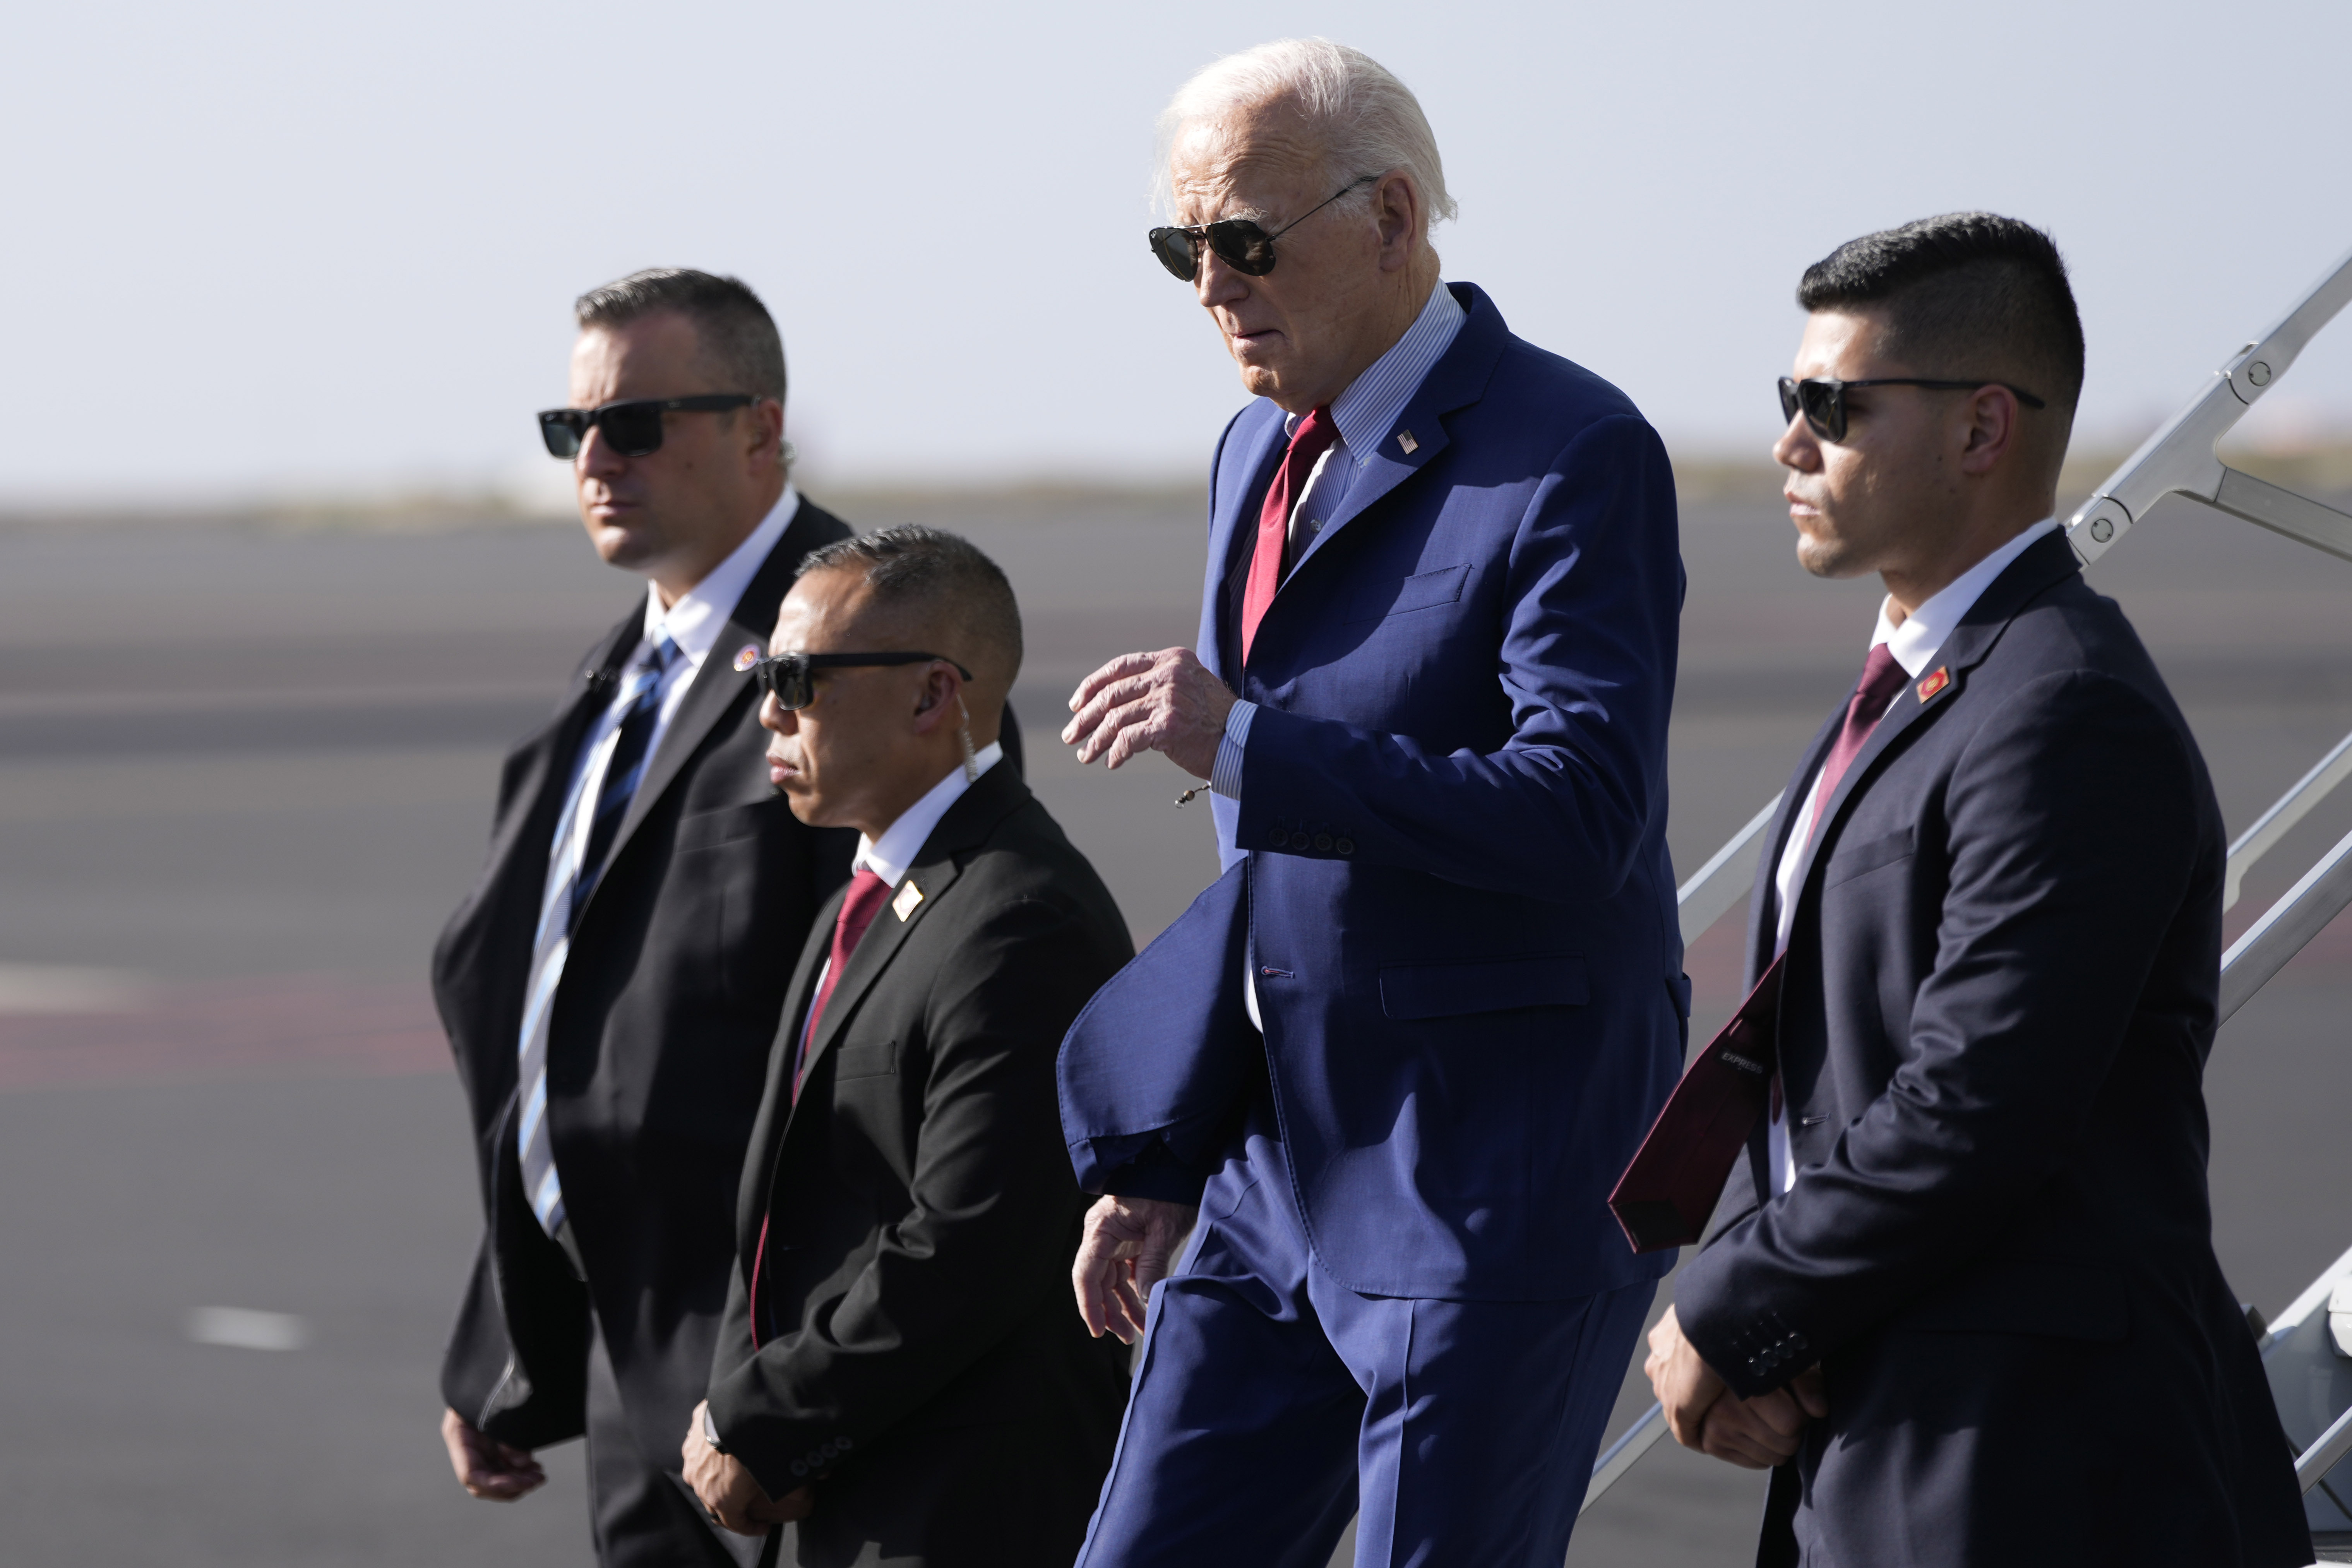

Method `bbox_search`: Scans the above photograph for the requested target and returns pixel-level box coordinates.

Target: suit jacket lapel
[1199,416,1288,686]
[1286,283,1506,582]
[783,766,1035,1135]
[1746,711,1842,982]
[1782,531,2081,922]
[535,610,641,763]
[737,901,838,1260]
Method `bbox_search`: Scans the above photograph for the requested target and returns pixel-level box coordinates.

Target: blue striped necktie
[516,634,682,1241]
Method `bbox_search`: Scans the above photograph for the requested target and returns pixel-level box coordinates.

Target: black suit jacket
[705,763,1133,1568]
[1674,531,2309,1566]
[436,499,858,1462]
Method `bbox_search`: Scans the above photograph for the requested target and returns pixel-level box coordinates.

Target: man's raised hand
[1062,649,1236,781]
[1072,1195,1199,1344]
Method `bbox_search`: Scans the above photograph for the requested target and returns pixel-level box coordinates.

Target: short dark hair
[574,268,787,404]
[1797,213,2084,414]
[798,525,1023,686]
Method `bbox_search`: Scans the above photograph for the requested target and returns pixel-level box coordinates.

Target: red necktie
[1239,406,1339,664]
[1607,644,1914,1253]
[793,867,892,1101]
[1804,643,1910,845]
[751,867,892,1347]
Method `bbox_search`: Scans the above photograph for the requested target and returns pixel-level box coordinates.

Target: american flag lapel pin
[1917,666,1951,703]
[1396,429,1419,455]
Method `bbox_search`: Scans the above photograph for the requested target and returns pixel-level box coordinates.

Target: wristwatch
[701,1405,728,1455]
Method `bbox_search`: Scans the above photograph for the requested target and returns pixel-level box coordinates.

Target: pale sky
[6,0,2350,504]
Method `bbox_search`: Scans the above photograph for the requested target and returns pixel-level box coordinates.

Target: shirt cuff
[1210,700,1256,800]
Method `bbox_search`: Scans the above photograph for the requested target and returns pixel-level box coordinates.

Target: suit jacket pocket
[831,1040,898,1081]
[1892,1258,2129,1342]
[1823,825,1915,887]
[1346,563,1470,623]
[675,797,786,853]
[1379,953,1587,1020]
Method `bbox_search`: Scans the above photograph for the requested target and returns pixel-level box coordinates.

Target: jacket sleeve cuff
[1675,1270,1818,1402]
[1102,1139,1211,1206]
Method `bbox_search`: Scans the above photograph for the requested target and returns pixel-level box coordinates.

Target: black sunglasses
[538,394,755,459]
[1148,175,1376,282]
[750,651,974,711]
[1778,375,2047,444]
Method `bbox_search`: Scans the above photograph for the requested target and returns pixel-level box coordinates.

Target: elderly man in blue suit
[1055,38,1686,1566]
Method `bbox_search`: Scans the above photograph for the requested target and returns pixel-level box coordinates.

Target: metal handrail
[1674,795,1783,946]
[2225,725,2352,910]
[1579,240,2352,1520]
[2298,1405,2352,1494]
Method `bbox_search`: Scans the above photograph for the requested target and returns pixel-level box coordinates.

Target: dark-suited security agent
[683,526,1134,1567]
[1055,38,1685,1568]
[435,269,865,1566]
[1640,215,2312,1566]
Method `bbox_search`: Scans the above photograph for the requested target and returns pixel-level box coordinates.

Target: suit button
[1269,829,1288,848]
[1313,833,1333,851]
[790,1460,809,1477]
[1334,838,1355,855]
[837,1436,853,1451]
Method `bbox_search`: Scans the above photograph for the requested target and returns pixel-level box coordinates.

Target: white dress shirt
[797,740,1004,1030]
[1765,515,2058,1194]
[855,741,1004,889]
[546,485,803,889]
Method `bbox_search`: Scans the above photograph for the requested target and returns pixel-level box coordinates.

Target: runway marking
[0,964,149,1014]
[0,973,447,1091]
[187,1306,310,1352]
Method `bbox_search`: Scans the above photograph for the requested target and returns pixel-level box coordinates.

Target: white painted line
[186,1306,310,1352]
[0,963,149,1014]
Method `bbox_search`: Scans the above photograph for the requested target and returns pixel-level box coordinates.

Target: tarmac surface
[3,477,2351,1565]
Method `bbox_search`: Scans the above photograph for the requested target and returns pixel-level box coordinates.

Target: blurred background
[2,2,2351,1563]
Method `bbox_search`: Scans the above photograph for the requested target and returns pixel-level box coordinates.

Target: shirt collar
[639,484,802,667]
[854,740,1005,889]
[1283,281,1466,455]
[1874,516,2059,678]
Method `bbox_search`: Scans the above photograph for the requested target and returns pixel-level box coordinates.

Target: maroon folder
[1608,955,1785,1253]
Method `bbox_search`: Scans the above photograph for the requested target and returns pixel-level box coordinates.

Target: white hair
[1156,38,1456,234]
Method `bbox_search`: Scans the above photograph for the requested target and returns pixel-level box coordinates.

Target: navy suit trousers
[1077,1104,1652,1568]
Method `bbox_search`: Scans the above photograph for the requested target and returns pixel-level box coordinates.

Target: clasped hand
[1061,648,1235,782]
[1644,1305,1826,1469]
[680,1400,815,1536]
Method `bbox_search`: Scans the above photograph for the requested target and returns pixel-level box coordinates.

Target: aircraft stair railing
[1579,240,2352,1529]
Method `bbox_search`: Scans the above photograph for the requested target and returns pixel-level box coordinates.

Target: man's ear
[1957,386,2021,476]
[909,663,961,733]
[1375,173,1420,269]
[743,398,786,466]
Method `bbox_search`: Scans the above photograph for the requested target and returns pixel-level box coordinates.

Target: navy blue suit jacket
[1674,532,2308,1566]
[1059,283,1686,1301]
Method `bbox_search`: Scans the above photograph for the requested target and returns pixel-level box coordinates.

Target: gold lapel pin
[1396,430,1419,455]
[1917,666,1951,703]
[891,880,925,922]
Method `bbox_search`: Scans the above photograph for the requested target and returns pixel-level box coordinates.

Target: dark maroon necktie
[1608,643,1912,1253]
[750,867,892,1346]
[1239,406,1338,664]
[1803,643,1909,845]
